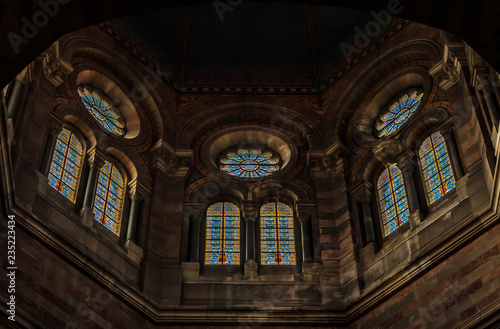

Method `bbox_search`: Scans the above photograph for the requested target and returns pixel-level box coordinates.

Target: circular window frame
[374,88,424,139]
[218,145,282,179]
[77,85,127,137]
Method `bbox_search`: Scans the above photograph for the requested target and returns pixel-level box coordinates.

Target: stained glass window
[93,161,125,235]
[419,133,455,204]
[48,129,84,202]
[260,202,296,265]
[378,165,410,236]
[205,202,240,265]
[77,86,126,136]
[377,90,424,137]
[219,148,280,178]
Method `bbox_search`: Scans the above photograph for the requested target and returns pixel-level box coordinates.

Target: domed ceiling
[111,3,404,92]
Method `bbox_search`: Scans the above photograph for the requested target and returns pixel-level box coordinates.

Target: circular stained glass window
[78,86,126,136]
[219,148,281,178]
[376,89,424,138]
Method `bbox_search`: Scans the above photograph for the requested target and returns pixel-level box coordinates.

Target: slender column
[357,189,376,244]
[188,212,202,262]
[477,75,500,125]
[398,155,421,227]
[80,148,106,227]
[40,122,63,175]
[243,204,257,262]
[297,211,313,263]
[441,128,464,179]
[126,183,145,242]
[6,79,23,119]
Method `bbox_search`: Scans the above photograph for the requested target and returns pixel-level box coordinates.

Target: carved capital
[296,211,311,222]
[184,203,204,222]
[49,114,65,136]
[128,180,149,202]
[40,42,74,87]
[151,141,192,177]
[351,181,373,203]
[243,203,258,222]
[87,148,106,168]
[397,154,417,175]
[475,74,489,91]
[429,46,461,91]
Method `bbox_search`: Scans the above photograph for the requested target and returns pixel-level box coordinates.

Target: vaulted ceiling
[118,4,394,89]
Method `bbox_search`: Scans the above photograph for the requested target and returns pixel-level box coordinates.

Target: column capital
[151,140,192,177]
[48,114,65,136]
[87,147,106,168]
[429,45,461,91]
[39,42,74,87]
[128,180,150,202]
[350,181,373,203]
[184,202,204,221]
[396,153,417,175]
[295,201,316,222]
[242,202,258,222]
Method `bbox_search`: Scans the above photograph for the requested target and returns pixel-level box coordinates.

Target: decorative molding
[39,42,74,87]
[151,140,192,177]
[429,45,461,91]
[86,147,106,168]
[242,203,258,222]
[350,181,373,203]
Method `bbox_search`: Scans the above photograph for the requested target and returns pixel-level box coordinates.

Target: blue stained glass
[378,164,410,236]
[205,202,240,265]
[377,90,424,138]
[260,202,296,265]
[48,129,84,202]
[219,148,281,178]
[93,161,125,235]
[77,87,126,136]
[419,133,456,204]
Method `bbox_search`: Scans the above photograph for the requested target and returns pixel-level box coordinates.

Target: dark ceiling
[118,3,395,89]
[2,1,500,88]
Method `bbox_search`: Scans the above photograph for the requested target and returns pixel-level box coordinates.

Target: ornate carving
[40,42,74,87]
[429,46,461,91]
[397,154,417,175]
[243,203,258,222]
[296,211,311,222]
[128,181,149,202]
[150,140,192,176]
[87,148,106,168]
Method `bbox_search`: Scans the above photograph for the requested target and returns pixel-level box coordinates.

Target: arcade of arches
[1,3,500,328]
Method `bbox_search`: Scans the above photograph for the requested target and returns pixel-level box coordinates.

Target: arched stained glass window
[378,165,410,236]
[419,133,455,204]
[377,90,424,138]
[219,148,280,178]
[48,129,84,202]
[78,86,126,136]
[205,202,240,265]
[93,161,125,235]
[260,202,296,265]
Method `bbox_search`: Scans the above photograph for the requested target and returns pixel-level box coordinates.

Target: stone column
[126,182,146,242]
[39,119,64,175]
[297,211,313,263]
[397,154,421,228]
[188,211,202,263]
[441,127,465,179]
[242,203,257,280]
[477,75,500,126]
[354,185,376,245]
[80,148,106,227]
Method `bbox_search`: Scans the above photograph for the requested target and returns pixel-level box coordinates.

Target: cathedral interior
[2,1,500,328]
